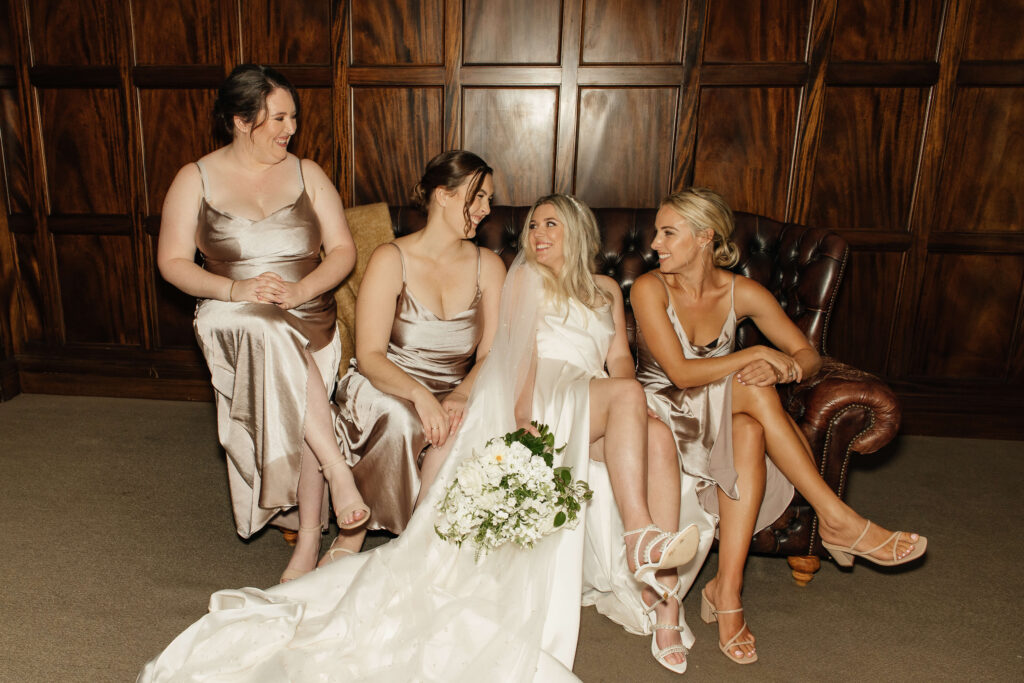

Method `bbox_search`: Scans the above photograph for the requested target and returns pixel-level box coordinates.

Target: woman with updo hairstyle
[630,187,926,665]
[326,150,506,560]
[158,64,367,584]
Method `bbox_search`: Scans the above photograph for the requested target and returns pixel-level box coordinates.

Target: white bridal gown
[139,259,619,682]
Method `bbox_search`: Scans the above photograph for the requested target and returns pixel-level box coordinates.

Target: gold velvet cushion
[334,202,394,374]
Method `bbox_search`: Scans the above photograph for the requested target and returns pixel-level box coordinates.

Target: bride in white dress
[138,194,698,682]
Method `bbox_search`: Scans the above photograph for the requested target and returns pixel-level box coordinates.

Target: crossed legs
[282,350,368,579]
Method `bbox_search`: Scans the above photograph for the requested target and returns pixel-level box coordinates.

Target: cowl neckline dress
[193,157,340,539]
[637,273,793,533]
[334,243,483,533]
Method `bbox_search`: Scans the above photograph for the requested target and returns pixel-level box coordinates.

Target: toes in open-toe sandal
[821,521,927,568]
[643,582,688,674]
[700,587,757,664]
[319,461,371,531]
[623,524,700,594]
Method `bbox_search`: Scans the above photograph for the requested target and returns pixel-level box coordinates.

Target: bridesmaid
[157,64,369,583]
[326,150,506,560]
[631,187,927,664]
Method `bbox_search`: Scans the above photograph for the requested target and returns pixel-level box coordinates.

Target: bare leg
[300,351,367,527]
[416,440,454,508]
[704,414,764,661]
[588,378,687,573]
[644,417,686,667]
[282,443,326,577]
[730,378,919,559]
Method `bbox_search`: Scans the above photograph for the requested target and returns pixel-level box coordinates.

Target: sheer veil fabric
[139,254,592,682]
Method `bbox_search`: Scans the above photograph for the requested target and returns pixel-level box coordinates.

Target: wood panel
[131,0,225,65]
[692,87,798,218]
[350,0,444,66]
[933,87,1024,234]
[828,250,904,374]
[291,88,334,178]
[963,0,1024,61]
[0,0,1021,433]
[12,233,43,343]
[1,88,31,213]
[149,232,198,349]
[804,87,928,231]
[0,0,12,64]
[242,0,332,65]
[912,253,1024,379]
[138,89,216,215]
[53,233,141,345]
[581,0,685,64]
[25,0,120,65]
[703,0,809,63]
[462,88,558,204]
[575,88,678,207]
[831,0,943,61]
[464,0,562,65]
[350,87,444,205]
[38,89,129,214]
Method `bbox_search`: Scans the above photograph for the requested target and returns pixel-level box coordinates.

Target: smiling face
[237,87,296,164]
[651,205,711,273]
[527,203,566,273]
[439,172,494,238]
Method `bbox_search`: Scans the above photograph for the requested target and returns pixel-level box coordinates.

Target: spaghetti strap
[654,272,672,299]
[730,273,736,309]
[194,161,210,200]
[390,242,406,283]
[475,246,482,289]
[296,156,305,191]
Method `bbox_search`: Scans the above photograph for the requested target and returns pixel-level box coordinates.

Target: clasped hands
[230,272,310,310]
[414,388,468,448]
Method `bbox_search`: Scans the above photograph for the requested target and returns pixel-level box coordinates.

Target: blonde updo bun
[660,187,740,268]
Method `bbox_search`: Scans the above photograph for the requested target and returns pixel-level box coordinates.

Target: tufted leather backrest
[389,206,848,355]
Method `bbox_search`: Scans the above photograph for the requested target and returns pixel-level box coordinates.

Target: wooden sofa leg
[281,529,298,546]
[787,555,821,586]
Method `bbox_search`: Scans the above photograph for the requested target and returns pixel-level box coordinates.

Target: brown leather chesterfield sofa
[384,205,901,585]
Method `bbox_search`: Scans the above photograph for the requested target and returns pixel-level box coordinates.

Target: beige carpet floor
[1,394,1021,682]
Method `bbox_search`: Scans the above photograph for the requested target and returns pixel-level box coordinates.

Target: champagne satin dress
[334,243,483,533]
[193,157,340,539]
[637,273,793,533]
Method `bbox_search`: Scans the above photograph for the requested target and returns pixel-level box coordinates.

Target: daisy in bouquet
[435,421,593,562]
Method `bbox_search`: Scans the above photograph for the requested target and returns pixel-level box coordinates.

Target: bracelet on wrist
[228,280,237,302]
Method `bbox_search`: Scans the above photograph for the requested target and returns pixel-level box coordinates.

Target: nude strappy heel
[318,535,357,567]
[279,524,323,584]
[623,523,699,594]
[319,460,371,530]
[701,587,757,664]
[821,520,927,567]
[642,581,688,674]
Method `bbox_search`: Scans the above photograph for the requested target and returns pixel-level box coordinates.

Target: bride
[138,193,698,682]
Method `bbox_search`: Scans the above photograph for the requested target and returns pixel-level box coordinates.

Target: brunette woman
[158,64,367,583]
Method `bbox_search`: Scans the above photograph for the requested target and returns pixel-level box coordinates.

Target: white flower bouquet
[435,421,593,562]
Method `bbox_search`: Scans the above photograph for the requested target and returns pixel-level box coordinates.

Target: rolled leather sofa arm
[783,357,902,457]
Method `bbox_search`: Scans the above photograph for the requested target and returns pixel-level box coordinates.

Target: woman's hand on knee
[736,359,781,386]
[441,391,468,436]
[413,389,451,447]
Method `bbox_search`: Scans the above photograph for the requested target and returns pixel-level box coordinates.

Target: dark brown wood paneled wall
[0,0,1021,437]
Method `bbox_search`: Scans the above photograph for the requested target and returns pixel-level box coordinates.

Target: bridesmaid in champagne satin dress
[325,150,507,559]
[630,188,926,665]
[157,65,367,582]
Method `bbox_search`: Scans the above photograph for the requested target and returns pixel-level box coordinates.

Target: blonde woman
[631,187,927,664]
